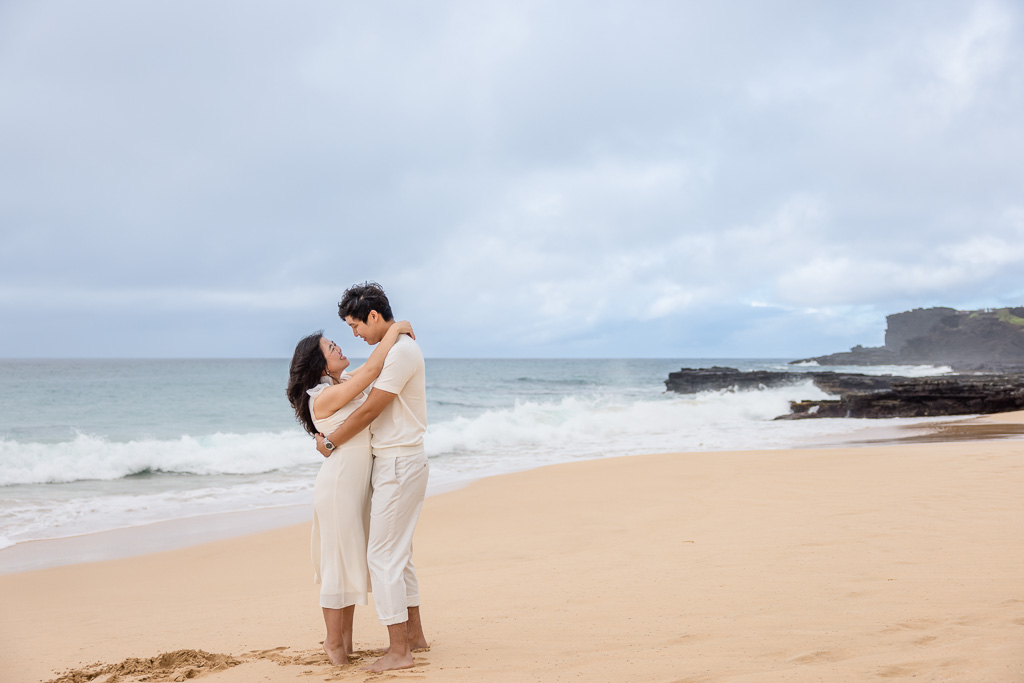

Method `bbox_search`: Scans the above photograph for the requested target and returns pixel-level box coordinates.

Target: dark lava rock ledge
[664,367,1024,419]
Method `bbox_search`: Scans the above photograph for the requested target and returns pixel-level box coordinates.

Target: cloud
[926,1,1014,118]
[1,0,1023,357]
[0,285,341,312]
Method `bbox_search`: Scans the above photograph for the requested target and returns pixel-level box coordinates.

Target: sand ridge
[45,649,240,683]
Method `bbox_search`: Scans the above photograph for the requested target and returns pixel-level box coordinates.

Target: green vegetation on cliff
[995,308,1024,328]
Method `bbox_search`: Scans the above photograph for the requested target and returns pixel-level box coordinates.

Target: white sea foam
[422,380,876,486]
[0,478,316,544]
[840,364,954,377]
[0,370,961,548]
[765,360,954,376]
[0,431,313,486]
[1,382,833,488]
[427,384,809,458]
[422,378,967,487]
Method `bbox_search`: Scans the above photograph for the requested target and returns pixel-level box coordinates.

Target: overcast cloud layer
[2,1,1022,358]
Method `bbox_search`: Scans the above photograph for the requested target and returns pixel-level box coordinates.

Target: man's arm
[312,324,411,420]
[315,387,397,457]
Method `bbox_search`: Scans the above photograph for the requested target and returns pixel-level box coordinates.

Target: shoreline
[3,412,1023,575]
[1,414,1022,681]
[0,478,476,575]
[800,411,1024,448]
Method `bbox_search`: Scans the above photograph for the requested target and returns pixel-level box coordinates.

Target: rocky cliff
[793,307,1024,370]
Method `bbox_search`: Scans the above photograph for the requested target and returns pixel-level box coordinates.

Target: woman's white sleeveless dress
[307,374,373,608]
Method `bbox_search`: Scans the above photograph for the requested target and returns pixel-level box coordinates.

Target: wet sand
[817,413,1024,447]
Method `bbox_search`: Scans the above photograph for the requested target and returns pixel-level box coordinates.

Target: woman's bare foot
[322,640,350,666]
[321,606,355,666]
[364,650,414,673]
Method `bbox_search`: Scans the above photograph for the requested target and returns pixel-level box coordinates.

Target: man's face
[345,312,388,345]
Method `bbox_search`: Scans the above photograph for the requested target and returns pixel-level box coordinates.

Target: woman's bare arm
[311,321,414,419]
[346,320,414,384]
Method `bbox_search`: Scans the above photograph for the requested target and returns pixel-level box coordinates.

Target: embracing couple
[285,282,428,672]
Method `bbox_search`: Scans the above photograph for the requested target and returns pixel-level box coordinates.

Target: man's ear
[367,310,380,324]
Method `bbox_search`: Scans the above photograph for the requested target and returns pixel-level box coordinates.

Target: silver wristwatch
[323,437,336,451]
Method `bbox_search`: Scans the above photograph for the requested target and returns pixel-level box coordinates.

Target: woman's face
[319,337,350,376]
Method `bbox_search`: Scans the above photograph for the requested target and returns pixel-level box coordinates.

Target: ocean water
[0,358,954,552]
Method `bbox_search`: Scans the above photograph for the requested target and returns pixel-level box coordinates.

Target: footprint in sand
[788,650,847,664]
[244,645,431,677]
[250,646,330,666]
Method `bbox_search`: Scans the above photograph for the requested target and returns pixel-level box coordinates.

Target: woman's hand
[391,320,415,340]
[346,319,416,388]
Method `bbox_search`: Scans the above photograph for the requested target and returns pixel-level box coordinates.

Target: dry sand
[2,413,1023,682]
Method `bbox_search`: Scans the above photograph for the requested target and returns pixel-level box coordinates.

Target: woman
[286,321,414,665]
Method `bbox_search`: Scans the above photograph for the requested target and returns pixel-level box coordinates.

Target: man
[314,281,429,673]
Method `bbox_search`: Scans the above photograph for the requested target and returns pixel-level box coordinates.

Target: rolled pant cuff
[379,608,409,626]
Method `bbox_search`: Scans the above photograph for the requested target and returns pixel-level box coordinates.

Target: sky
[1,1,1022,359]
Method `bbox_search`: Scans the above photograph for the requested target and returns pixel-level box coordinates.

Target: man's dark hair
[337,281,394,323]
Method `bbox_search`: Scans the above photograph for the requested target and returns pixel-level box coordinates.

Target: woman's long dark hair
[287,331,327,436]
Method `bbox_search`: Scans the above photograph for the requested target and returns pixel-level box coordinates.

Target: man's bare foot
[406,607,427,651]
[383,638,428,655]
[322,640,350,666]
[364,650,414,673]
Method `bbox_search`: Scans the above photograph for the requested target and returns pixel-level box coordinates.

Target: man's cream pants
[367,451,429,626]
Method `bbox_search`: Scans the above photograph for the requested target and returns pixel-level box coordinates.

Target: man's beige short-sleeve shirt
[370,334,426,458]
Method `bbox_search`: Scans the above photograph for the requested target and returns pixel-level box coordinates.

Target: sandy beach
[2,414,1023,682]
